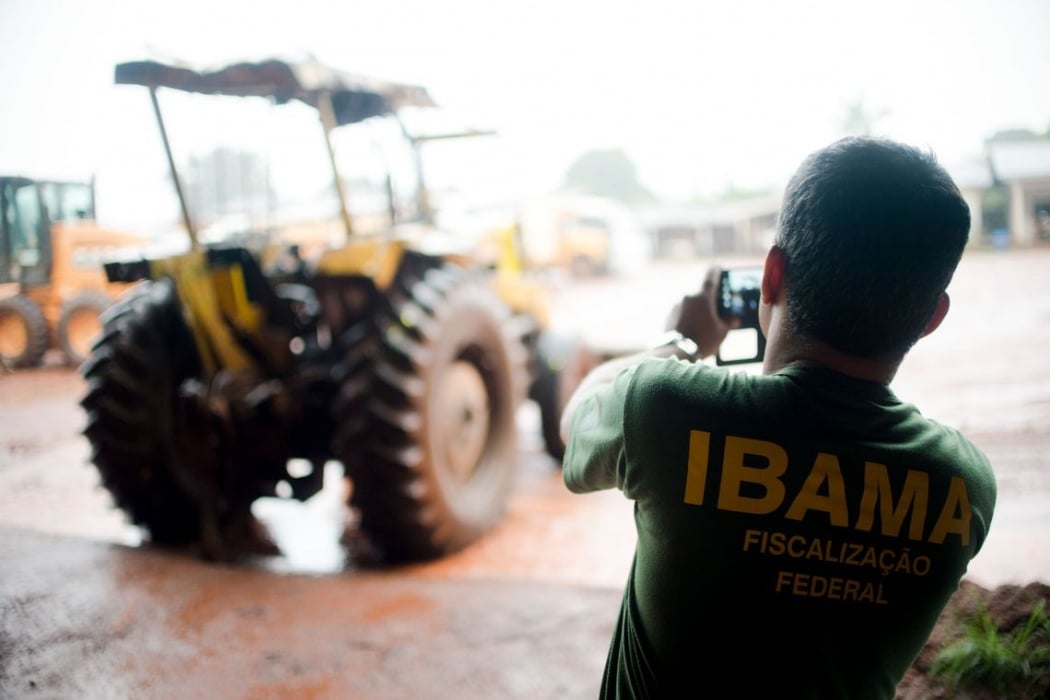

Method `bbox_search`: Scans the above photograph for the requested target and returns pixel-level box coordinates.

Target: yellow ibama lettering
[855,463,929,540]
[686,433,973,547]
[717,436,787,514]
[785,452,848,526]
[929,476,972,546]
[684,431,711,505]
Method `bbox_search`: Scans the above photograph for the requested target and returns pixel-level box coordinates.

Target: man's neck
[762,333,903,385]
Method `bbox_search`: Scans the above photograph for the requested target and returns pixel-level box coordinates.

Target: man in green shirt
[560,137,997,699]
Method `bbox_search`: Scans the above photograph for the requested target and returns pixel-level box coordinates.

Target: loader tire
[529,332,599,464]
[338,265,527,561]
[80,279,204,545]
[0,295,48,368]
[58,291,113,367]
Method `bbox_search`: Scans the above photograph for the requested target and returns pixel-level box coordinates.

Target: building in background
[636,140,1050,258]
[987,140,1050,246]
[949,139,1050,247]
[635,192,780,259]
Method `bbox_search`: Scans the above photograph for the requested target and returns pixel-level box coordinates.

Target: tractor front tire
[80,279,204,545]
[0,295,48,368]
[529,331,600,463]
[338,265,527,562]
[58,291,113,367]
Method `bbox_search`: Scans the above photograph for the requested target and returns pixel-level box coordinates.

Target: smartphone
[717,266,763,327]
[715,265,765,366]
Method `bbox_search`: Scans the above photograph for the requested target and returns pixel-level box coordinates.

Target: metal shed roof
[988,141,1050,181]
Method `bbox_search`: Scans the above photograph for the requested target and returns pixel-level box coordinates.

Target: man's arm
[559,265,736,447]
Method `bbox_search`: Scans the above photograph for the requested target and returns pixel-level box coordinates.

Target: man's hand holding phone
[664,266,739,360]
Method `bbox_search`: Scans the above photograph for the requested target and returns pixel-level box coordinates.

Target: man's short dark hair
[774,137,971,358]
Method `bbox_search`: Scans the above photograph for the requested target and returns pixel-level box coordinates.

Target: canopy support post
[318,91,355,241]
[149,87,198,249]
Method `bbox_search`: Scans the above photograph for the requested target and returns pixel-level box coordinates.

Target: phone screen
[716,265,765,366]
[718,266,763,324]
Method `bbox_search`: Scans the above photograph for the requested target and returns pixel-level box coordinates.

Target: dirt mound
[896,580,1050,700]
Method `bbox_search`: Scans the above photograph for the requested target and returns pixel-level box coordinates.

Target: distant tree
[685,183,771,206]
[563,149,654,204]
[986,128,1049,143]
[981,185,1009,233]
[718,183,772,202]
[841,99,889,137]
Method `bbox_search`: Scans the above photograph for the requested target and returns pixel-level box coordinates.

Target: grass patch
[931,599,1050,699]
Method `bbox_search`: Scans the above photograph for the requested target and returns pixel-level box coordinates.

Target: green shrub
[931,599,1050,699]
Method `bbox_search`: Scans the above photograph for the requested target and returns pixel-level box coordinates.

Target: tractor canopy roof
[114,57,437,126]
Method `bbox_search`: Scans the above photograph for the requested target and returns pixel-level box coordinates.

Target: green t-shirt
[564,359,996,699]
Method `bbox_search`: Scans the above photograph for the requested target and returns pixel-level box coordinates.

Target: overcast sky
[2,0,1048,232]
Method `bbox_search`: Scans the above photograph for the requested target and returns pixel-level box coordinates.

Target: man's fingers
[702,265,722,293]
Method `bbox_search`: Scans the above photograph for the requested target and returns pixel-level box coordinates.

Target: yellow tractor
[80,58,595,562]
[0,177,140,368]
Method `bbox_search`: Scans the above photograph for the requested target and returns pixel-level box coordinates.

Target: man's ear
[761,246,786,304]
[920,293,950,338]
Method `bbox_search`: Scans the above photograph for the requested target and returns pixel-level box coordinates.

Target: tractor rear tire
[58,291,113,367]
[0,295,48,368]
[80,279,204,545]
[529,332,600,463]
[337,265,527,562]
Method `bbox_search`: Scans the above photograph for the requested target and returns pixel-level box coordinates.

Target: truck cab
[0,176,140,367]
